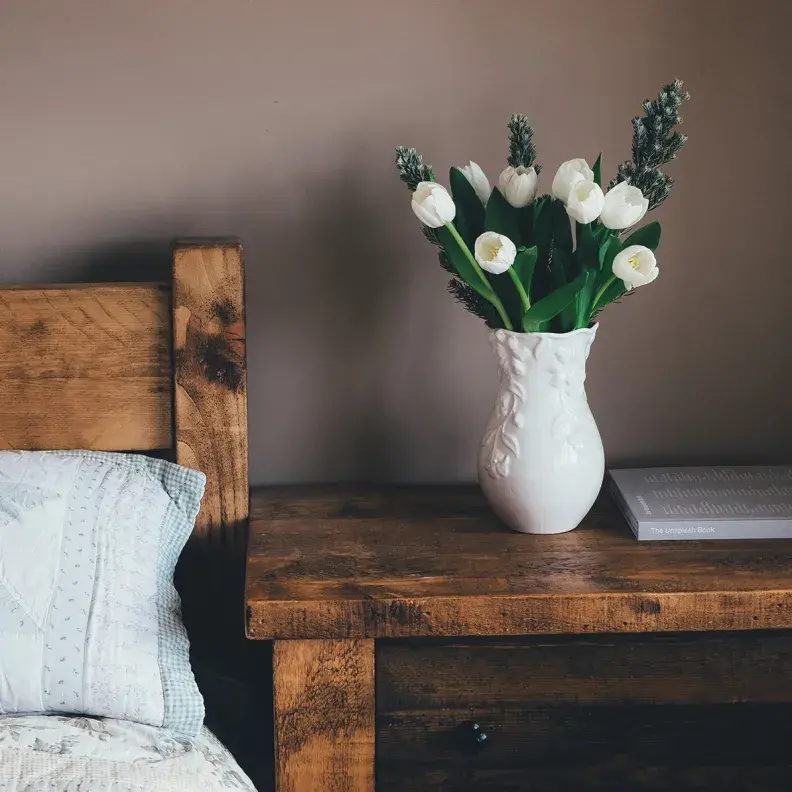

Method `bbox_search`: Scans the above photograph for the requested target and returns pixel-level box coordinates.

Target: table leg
[273,639,375,792]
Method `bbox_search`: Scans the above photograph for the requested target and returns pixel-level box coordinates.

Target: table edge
[245,588,792,640]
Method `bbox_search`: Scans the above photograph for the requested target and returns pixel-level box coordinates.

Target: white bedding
[0,451,207,735]
[0,714,257,791]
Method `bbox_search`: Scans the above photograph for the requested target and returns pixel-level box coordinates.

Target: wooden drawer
[376,632,792,791]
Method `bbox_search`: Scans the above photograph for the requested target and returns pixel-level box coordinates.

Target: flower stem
[508,269,531,318]
[444,223,513,331]
[591,275,616,313]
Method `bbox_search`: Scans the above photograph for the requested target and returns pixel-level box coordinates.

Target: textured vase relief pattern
[482,330,595,479]
[482,331,534,478]
[549,334,595,465]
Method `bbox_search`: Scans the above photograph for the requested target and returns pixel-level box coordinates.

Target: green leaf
[485,188,522,245]
[551,247,573,283]
[597,233,623,288]
[623,221,661,251]
[574,269,598,329]
[593,153,602,188]
[449,167,485,248]
[598,235,613,268]
[482,190,526,328]
[549,247,574,333]
[592,278,626,313]
[572,224,598,329]
[517,205,535,249]
[551,203,574,327]
[532,195,549,224]
[530,197,554,302]
[552,199,573,254]
[575,223,600,271]
[435,225,494,301]
[522,273,588,332]
[486,270,523,330]
[592,223,609,243]
[532,196,554,251]
[513,246,538,292]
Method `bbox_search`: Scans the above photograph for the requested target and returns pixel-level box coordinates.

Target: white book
[609,466,792,541]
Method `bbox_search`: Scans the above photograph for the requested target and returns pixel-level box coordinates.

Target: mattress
[0,713,256,791]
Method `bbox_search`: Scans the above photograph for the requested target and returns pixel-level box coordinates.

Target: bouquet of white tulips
[395,80,689,333]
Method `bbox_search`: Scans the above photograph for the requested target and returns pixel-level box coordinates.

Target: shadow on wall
[56,239,175,283]
[241,159,475,484]
[33,155,462,484]
[246,161,416,482]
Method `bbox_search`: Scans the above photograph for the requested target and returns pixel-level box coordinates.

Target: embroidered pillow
[0,451,206,736]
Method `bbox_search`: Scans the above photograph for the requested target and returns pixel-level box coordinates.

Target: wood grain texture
[274,639,375,792]
[376,633,792,792]
[377,707,792,792]
[246,486,792,639]
[171,242,261,788]
[0,284,172,450]
[377,632,792,711]
[173,242,248,551]
[172,242,252,736]
[0,256,263,785]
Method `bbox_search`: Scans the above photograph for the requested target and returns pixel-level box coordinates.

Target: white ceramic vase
[478,325,604,535]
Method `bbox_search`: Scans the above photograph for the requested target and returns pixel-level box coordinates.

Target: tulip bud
[565,181,605,224]
[551,158,595,203]
[411,181,456,228]
[460,161,491,205]
[474,232,517,275]
[498,166,538,208]
[612,245,659,290]
[600,182,649,230]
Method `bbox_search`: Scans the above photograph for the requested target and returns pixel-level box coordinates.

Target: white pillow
[0,451,206,736]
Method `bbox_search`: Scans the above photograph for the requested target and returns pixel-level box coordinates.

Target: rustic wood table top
[245,485,792,640]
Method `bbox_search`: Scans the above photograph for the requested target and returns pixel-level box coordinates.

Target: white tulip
[460,160,491,205]
[551,158,595,203]
[474,232,517,275]
[612,245,659,290]
[411,181,456,228]
[565,180,605,224]
[498,165,538,208]
[600,182,649,230]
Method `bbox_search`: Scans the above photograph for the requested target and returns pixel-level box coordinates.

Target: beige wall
[2,0,790,483]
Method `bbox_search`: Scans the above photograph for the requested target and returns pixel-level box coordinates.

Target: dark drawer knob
[456,720,490,752]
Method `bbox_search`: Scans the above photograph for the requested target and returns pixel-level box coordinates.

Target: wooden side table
[245,486,792,792]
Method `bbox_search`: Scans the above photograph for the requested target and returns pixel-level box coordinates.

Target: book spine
[609,479,639,538]
[633,520,792,541]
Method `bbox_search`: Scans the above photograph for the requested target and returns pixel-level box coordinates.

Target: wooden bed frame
[0,240,251,709]
[0,241,273,784]
[0,240,248,555]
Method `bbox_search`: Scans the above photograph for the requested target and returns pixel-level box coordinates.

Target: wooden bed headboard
[0,240,260,775]
[0,241,249,559]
